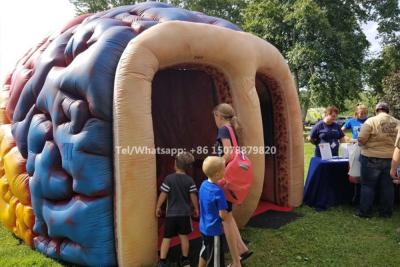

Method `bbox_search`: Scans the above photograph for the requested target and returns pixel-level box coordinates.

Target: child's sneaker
[180,258,191,267]
[157,260,168,267]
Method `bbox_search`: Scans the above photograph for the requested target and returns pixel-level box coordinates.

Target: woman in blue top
[310,106,345,157]
[341,104,368,140]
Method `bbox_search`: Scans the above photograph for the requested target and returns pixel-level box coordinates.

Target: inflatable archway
[0,2,303,266]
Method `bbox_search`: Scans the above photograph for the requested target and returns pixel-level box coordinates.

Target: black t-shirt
[160,173,197,217]
[214,126,236,157]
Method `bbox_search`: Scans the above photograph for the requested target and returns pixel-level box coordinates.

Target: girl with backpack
[212,103,253,266]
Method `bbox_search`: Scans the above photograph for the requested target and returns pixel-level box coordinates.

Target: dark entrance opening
[151,66,232,262]
[255,74,289,205]
[151,66,231,193]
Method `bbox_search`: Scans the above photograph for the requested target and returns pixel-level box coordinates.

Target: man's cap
[375,102,390,112]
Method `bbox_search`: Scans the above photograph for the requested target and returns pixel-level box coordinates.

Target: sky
[361,20,381,56]
[0,1,382,84]
[0,0,75,83]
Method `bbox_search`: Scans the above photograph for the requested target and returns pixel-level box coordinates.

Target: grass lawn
[241,141,400,266]
[0,226,63,267]
[1,142,400,266]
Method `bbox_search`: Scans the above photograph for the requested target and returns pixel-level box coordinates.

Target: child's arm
[157,178,171,217]
[221,138,233,163]
[190,193,199,217]
[216,190,229,221]
[219,210,228,221]
[156,192,167,217]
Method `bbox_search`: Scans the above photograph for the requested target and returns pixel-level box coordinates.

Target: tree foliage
[365,43,400,94]
[170,0,246,25]
[68,0,399,115]
[70,0,141,14]
[363,0,400,45]
[343,91,379,116]
[383,71,400,119]
[363,1,400,104]
[242,0,369,112]
[69,0,246,24]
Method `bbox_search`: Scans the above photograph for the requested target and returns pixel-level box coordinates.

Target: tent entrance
[256,74,290,206]
[151,66,231,189]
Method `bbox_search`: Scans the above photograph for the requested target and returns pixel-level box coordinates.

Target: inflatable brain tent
[0,2,304,266]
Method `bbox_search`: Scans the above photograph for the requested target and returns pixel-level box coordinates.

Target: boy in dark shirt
[156,152,199,267]
[199,156,232,267]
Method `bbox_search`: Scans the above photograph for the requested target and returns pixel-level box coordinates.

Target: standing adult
[391,131,400,181]
[309,106,345,157]
[212,103,253,265]
[342,104,368,201]
[342,104,369,140]
[357,102,400,218]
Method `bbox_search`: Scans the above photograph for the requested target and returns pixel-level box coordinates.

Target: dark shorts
[164,216,192,238]
[200,234,225,266]
[227,201,233,212]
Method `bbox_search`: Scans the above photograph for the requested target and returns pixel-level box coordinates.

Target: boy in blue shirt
[199,156,232,267]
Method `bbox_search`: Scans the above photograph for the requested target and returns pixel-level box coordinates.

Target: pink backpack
[218,126,253,204]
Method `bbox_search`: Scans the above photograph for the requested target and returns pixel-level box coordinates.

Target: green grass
[1,140,400,266]
[242,205,400,266]
[304,142,314,179]
[0,226,63,267]
[241,138,400,266]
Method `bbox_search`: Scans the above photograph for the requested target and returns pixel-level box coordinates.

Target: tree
[363,0,400,45]
[365,43,400,95]
[70,0,142,14]
[363,0,400,97]
[383,71,400,119]
[171,0,246,25]
[343,91,378,116]
[69,0,395,117]
[242,0,369,114]
[69,0,247,25]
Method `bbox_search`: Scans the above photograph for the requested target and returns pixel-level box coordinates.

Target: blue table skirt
[304,157,354,211]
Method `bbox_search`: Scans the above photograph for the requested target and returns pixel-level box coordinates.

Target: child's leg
[231,216,248,255]
[178,216,192,258]
[178,234,189,257]
[199,235,210,267]
[222,213,241,265]
[198,257,206,267]
[160,238,171,260]
[215,235,225,267]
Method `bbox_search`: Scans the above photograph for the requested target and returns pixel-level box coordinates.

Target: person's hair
[202,156,225,180]
[354,104,368,118]
[175,152,195,173]
[213,103,241,137]
[375,102,390,113]
[325,106,339,116]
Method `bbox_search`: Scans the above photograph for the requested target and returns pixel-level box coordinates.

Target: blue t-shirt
[343,118,367,139]
[199,180,228,236]
[310,120,345,157]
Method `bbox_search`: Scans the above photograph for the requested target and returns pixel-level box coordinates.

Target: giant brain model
[0,2,304,266]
